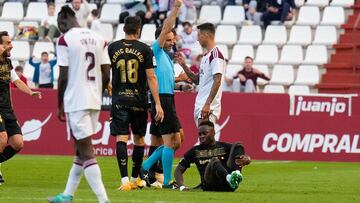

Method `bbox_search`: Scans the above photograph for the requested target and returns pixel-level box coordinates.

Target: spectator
[225,56,270,92]
[178,21,201,58]
[39,2,60,42]
[119,0,154,26]
[10,66,27,88]
[88,9,101,32]
[71,0,91,27]
[29,52,57,89]
[243,0,266,25]
[261,0,296,28]
[179,0,195,23]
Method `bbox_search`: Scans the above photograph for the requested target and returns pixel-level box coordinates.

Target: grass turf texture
[0,155,359,203]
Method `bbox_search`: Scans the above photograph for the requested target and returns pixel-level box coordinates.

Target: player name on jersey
[111,47,145,63]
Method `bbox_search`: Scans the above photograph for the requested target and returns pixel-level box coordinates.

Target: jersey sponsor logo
[22,113,53,141]
[262,132,360,154]
[290,95,353,117]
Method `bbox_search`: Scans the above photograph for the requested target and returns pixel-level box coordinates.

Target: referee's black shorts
[150,94,181,137]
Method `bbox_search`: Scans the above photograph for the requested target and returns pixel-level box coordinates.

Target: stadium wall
[12,90,360,162]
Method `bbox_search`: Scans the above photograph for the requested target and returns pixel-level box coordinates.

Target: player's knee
[133,135,145,146]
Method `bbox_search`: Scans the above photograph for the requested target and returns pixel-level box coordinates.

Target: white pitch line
[0,197,146,202]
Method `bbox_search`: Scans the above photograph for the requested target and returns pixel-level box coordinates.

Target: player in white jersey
[175,23,225,127]
[48,6,110,203]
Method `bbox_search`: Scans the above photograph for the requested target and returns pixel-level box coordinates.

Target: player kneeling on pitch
[174,121,251,192]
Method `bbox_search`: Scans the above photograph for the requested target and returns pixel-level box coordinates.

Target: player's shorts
[150,94,181,137]
[0,111,22,137]
[194,108,218,128]
[110,104,148,137]
[66,110,100,140]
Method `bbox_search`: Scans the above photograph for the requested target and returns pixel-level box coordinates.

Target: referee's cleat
[226,170,243,189]
[163,180,179,190]
[47,193,73,203]
[227,142,247,171]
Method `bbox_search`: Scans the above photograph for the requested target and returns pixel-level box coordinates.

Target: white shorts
[194,108,218,128]
[66,110,100,140]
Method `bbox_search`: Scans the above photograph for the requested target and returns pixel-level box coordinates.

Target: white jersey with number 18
[56,27,110,113]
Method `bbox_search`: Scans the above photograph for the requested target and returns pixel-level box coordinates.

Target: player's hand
[177,72,189,82]
[57,106,66,122]
[175,0,183,8]
[235,155,251,166]
[174,52,186,67]
[201,103,211,119]
[107,84,112,96]
[154,103,164,123]
[182,83,194,92]
[30,91,42,99]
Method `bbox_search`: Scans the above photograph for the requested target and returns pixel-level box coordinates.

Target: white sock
[83,159,109,202]
[122,177,130,184]
[63,158,83,196]
[131,177,137,182]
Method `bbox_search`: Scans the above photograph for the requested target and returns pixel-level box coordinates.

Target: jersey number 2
[86,52,95,81]
[116,59,138,83]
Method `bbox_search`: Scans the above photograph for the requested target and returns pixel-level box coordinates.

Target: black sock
[0,146,19,163]
[116,141,128,178]
[131,145,144,178]
[148,146,158,173]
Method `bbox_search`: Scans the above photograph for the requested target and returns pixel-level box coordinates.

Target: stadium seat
[11,60,20,68]
[303,45,328,65]
[269,65,294,85]
[237,25,262,46]
[278,45,303,65]
[55,3,69,15]
[288,85,310,95]
[262,25,287,46]
[296,6,320,27]
[225,64,243,92]
[295,0,305,7]
[10,41,30,61]
[0,2,24,22]
[255,45,279,65]
[254,64,270,86]
[88,3,98,11]
[330,0,355,7]
[115,24,125,40]
[24,2,48,22]
[100,3,122,24]
[217,44,229,60]
[198,5,222,24]
[23,61,35,82]
[287,25,312,46]
[230,45,254,64]
[294,65,320,86]
[32,42,55,60]
[0,21,15,39]
[215,25,237,46]
[312,26,337,46]
[98,23,114,42]
[140,24,156,45]
[221,5,245,26]
[305,0,329,7]
[106,0,130,3]
[263,85,285,93]
[320,6,345,27]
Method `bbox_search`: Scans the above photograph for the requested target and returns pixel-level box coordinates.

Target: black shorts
[150,94,181,137]
[110,104,148,137]
[202,158,235,192]
[0,111,22,137]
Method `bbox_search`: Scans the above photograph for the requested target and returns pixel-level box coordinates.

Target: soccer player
[141,0,184,188]
[108,16,164,191]
[0,31,41,184]
[175,23,226,127]
[174,121,251,192]
[48,6,110,203]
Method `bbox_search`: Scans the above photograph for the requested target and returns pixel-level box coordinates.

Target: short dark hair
[197,23,215,35]
[58,5,76,19]
[0,31,9,44]
[181,21,192,27]
[41,51,48,56]
[199,121,215,128]
[124,16,142,35]
[244,56,253,61]
[91,9,99,17]
[15,65,23,72]
[48,2,55,7]
[155,26,176,39]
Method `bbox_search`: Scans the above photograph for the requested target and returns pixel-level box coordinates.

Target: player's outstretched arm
[101,64,110,93]
[13,79,41,99]
[174,164,189,191]
[174,52,199,84]
[57,66,68,122]
[157,0,182,47]
[201,73,222,119]
[146,69,164,123]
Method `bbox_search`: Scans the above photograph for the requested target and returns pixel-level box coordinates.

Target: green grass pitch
[0,155,359,203]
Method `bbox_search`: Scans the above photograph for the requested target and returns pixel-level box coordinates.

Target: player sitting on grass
[174,121,251,192]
